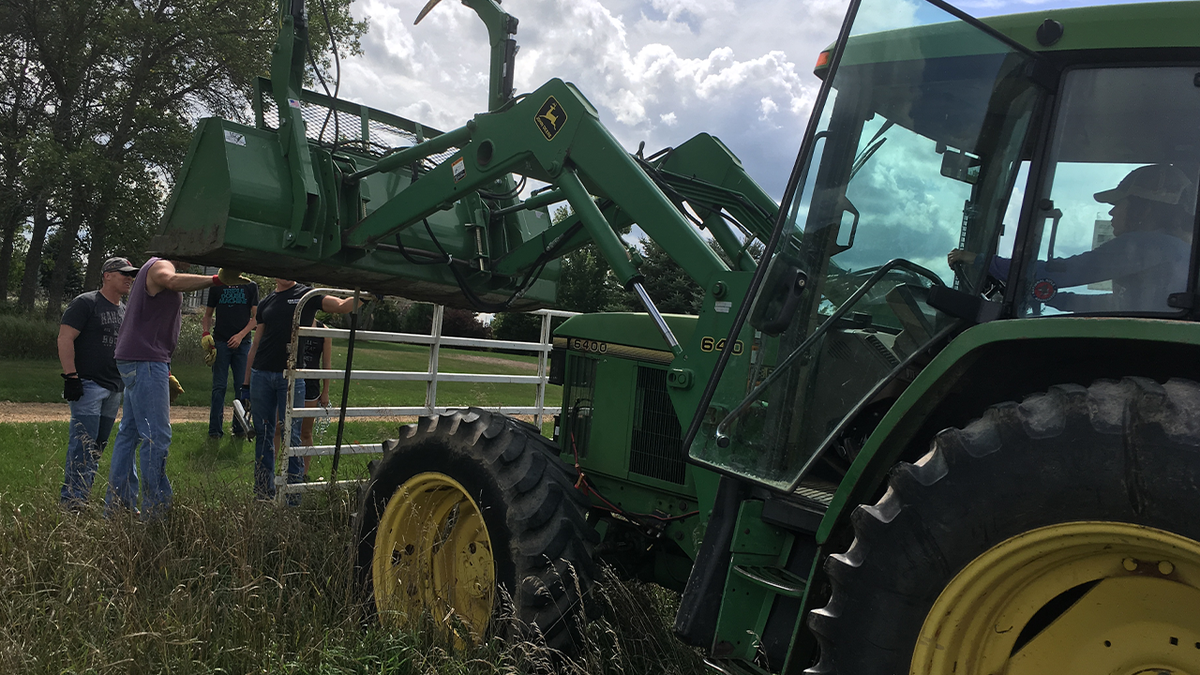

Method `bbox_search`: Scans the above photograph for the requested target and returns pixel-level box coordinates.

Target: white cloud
[338,0,842,200]
[759,97,779,121]
[337,0,1138,204]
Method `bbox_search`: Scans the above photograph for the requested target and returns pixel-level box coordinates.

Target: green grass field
[0,345,706,674]
[8,339,561,410]
[0,420,395,503]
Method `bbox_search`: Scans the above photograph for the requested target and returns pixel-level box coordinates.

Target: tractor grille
[565,355,597,458]
[630,367,687,485]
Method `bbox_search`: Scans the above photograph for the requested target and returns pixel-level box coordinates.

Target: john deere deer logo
[535,96,567,141]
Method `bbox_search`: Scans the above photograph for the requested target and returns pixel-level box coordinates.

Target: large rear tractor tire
[353,409,599,652]
[808,377,1200,674]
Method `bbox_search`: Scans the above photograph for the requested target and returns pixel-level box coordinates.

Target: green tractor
[155,0,1200,671]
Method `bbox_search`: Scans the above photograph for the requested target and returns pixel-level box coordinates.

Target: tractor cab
[687,0,1200,494]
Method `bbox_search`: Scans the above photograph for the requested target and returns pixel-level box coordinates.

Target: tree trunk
[83,209,107,291]
[0,203,25,303]
[81,170,118,290]
[44,191,85,320]
[16,192,50,311]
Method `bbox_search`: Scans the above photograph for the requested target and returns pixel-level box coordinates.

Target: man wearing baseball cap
[104,258,250,517]
[949,164,1194,312]
[58,256,138,510]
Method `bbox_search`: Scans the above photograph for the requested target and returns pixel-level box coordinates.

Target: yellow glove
[216,268,252,286]
[168,374,184,404]
[201,333,216,366]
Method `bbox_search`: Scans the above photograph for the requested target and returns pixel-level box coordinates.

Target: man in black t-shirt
[58,256,137,509]
[242,280,361,501]
[202,281,258,439]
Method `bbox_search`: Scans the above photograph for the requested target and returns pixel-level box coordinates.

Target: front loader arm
[650,134,780,271]
[343,79,730,292]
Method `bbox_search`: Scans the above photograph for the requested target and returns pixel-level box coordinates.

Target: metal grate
[630,367,687,484]
[864,334,900,367]
[257,93,459,166]
[565,355,597,458]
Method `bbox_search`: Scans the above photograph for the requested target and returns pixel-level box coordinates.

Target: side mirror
[940,148,980,184]
[749,253,808,336]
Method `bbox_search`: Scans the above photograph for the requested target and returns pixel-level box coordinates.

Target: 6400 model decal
[569,338,607,354]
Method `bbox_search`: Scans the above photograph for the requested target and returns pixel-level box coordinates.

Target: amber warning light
[815,50,832,69]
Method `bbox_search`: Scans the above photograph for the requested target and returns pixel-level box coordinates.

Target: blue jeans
[61,380,123,507]
[209,338,251,437]
[250,369,304,502]
[105,360,173,516]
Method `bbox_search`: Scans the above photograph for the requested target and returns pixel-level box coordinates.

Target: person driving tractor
[948,163,1194,312]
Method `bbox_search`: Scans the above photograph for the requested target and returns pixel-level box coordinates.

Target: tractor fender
[817,316,1200,544]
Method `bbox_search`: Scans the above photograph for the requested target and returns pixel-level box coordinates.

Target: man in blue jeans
[57,256,137,510]
[105,258,250,517]
[201,280,258,440]
[243,279,360,502]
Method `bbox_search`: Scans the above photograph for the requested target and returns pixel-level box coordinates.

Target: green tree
[0,0,366,316]
[556,244,624,313]
[0,12,51,305]
[548,205,625,314]
[490,312,545,343]
[632,238,703,314]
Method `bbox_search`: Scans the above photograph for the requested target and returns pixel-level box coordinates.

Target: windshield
[688,0,1043,490]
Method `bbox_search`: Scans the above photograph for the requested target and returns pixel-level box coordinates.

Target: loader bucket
[150,84,559,310]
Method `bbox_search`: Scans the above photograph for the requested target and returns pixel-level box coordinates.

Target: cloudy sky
[332,0,1159,204]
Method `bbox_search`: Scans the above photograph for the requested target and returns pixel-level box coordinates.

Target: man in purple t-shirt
[104,258,249,517]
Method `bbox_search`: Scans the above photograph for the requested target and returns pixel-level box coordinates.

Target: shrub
[397,303,490,340]
[367,297,408,333]
[442,307,490,339]
[399,302,435,333]
[0,302,208,364]
[0,313,59,360]
[319,297,410,333]
[172,310,207,366]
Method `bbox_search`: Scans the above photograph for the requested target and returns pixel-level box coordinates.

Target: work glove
[168,373,184,404]
[239,384,251,403]
[62,374,83,402]
[216,268,252,286]
[201,332,216,366]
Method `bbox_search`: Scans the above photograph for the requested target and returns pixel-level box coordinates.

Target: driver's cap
[1095,164,1196,214]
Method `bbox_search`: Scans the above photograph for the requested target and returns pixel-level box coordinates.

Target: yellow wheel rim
[911,521,1200,674]
[372,472,495,643]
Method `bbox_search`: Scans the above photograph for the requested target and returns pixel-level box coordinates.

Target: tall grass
[0,485,705,674]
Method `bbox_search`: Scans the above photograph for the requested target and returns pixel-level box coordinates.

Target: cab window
[1016,67,1200,315]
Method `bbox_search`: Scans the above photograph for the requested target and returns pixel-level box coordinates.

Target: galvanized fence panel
[274,287,575,499]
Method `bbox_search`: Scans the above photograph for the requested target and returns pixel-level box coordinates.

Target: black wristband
[61,372,78,379]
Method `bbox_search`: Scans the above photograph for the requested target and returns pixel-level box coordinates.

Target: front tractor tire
[808,377,1200,674]
[353,409,599,652]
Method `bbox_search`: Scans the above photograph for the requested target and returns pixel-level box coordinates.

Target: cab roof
[985,1,1200,53]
